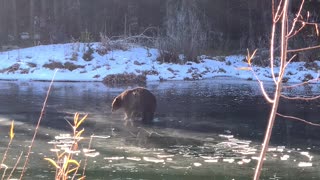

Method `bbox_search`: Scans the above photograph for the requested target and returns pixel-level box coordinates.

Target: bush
[156,1,208,64]
[0,63,20,73]
[251,48,270,67]
[102,73,146,86]
[43,61,64,70]
[96,34,131,56]
[82,44,94,61]
[156,38,180,64]
[43,61,84,71]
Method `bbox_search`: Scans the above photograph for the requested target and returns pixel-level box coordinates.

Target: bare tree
[29,0,35,39]
[250,0,320,179]
[156,0,208,63]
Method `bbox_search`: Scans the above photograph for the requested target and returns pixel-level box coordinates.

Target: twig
[247,49,274,103]
[1,166,7,180]
[288,44,320,53]
[0,136,13,172]
[6,151,23,180]
[82,135,94,177]
[19,70,58,180]
[287,0,305,38]
[277,113,320,127]
[72,160,81,180]
[281,94,320,100]
[282,77,320,89]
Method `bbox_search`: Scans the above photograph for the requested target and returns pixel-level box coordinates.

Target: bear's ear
[111,96,122,112]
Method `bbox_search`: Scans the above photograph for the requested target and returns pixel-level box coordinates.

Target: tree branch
[277,113,320,127]
[288,44,320,53]
[281,94,320,100]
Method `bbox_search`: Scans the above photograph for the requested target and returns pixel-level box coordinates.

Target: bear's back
[120,87,156,112]
[133,87,156,113]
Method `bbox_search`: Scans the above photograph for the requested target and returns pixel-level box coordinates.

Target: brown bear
[111,87,156,124]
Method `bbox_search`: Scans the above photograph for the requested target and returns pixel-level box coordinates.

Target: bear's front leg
[124,111,134,126]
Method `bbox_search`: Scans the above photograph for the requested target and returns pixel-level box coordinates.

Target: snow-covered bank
[0,43,319,83]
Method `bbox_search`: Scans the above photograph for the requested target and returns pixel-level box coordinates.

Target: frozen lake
[0,78,319,179]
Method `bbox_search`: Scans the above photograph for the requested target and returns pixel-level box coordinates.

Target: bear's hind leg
[142,112,154,124]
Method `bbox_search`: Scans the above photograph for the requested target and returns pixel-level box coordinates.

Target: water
[0,78,319,179]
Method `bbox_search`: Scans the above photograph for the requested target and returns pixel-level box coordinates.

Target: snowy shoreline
[0,43,319,84]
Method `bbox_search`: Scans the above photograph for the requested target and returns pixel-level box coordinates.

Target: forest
[0,0,319,61]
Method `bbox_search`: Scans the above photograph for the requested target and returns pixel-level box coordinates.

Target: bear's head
[111,96,122,112]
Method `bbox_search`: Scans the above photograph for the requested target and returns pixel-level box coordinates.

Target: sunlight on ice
[276,146,285,152]
[85,152,100,157]
[83,148,96,153]
[280,154,290,161]
[242,159,251,163]
[49,148,60,152]
[91,135,111,139]
[204,159,218,163]
[251,157,266,161]
[268,148,277,152]
[300,151,313,161]
[193,162,202,167]
[157,154,174,158]
[223,159,235,163]
[55,134,71,139]
[126,157,142,161]
[143,157,165,163]
[104,156,125,160]
[298,162,312,167]
[219,134,234,138]
[64,149,81,154]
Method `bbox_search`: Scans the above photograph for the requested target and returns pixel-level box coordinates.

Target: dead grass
[45,113,89,180]
[0,63,20,73]
[43,61,85,71]
[43,61,64,70]
[102,73,146,86]
[64,62,85,71]
[26,62,37,68]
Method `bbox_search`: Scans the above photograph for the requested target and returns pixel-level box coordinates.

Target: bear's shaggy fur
[112,87,156,124]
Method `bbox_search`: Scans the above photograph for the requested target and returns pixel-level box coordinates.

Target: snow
[0,43,319,83]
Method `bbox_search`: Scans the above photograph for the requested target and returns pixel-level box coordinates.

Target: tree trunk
[29,0,35,39]
[253,0,289,179]
[11,0,17,40]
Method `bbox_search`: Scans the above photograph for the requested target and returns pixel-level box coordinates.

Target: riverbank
[0,43,319,83]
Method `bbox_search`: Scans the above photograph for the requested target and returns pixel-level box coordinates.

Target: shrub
[26,62,37,68]
[64,62,85,71]
[70,52,79,61]
[156,41,180,64]
[96,33,111,56]
[102,73,146,86]
[304,61,320,71]
[45,113,91,180]
[43,61,84,71]
[80,30,93,43]
[82,44,94,61]
[0,63,20,73]
[302,73,314,82]
[156,1,208,64]
[97,33,132,56]
[251,49,270,67]
[43,61,64,70]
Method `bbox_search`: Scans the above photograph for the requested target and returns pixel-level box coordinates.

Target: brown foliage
[43,61,84,71]
[102,73,146,86]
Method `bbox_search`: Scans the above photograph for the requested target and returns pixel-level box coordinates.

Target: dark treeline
[0,0,319,55]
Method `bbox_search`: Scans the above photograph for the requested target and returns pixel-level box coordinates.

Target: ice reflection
[0,79,319,179]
